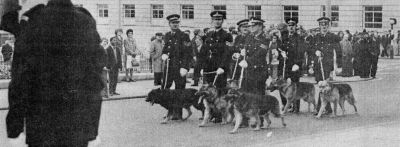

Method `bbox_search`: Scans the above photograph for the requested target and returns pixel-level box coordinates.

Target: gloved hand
[315,50,322,57]
[180,68,188,77]
[291,64,300,71]
[239,60,248,68]
[8,133,25,147]
[308,67,314,74]
[232,53,240,59]
[281,52,287,58]
[161,54,169,60]
[240,49,246,56]
[200,69,204,76]
[216,68,225,75]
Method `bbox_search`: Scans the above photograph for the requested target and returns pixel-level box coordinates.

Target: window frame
[283,5,299,23]
[97,4,109,18]
[123,4,135,18]
[321,5,340,27]
[364,6,383,28]
[181,5,194,19]
[152,4,164,19]
[247,5,262,19]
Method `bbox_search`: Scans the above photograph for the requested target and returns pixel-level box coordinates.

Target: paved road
[0,57,400,146]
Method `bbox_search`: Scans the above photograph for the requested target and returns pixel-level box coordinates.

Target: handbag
[131,56,140,67]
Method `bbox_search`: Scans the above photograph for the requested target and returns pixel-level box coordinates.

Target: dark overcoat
[6,1,105,145]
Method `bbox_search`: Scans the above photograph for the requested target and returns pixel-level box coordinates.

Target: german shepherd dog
[146,88,205,124]
[224,89,286,134]
[195,84,233,127]
[269,78,317,114]
[316,81,358,119]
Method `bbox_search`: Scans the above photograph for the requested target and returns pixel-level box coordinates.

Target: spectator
[340,34,354,77]
[268,35,282,79]
[107,37,123,95]
[1,39,13,64]
[150,33,164,86]
[114,28,124,70]
[368,31,380,78]
[124,29,138,82]
[191,29,203,86]
[381,30,394,58]
[101,38,110,98]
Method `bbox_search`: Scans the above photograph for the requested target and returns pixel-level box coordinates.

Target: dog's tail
[347,91,358,112]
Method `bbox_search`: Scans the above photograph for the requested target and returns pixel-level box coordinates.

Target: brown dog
[316,81,358,119]
[269,78,317,114]
[196,84,233,127]
[224,89,286,134]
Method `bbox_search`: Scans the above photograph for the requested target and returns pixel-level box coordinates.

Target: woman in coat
[340,34,354,77]
[150,33,164,86]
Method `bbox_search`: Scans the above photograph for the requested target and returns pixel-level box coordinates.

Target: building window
[364,6,382,28]
[181,5,194,19]
[283,5,299,23]
[152,5,164,18]
[321,5,339,27]
[97,4,108,17]
[124,4,135,18]
[247,5,261,19]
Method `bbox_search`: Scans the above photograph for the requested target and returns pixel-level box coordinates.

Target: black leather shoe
[113,92,120,95]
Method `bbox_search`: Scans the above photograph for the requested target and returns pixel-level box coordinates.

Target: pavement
[0,57,399,146]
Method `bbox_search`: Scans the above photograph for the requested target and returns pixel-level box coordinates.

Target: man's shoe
[191,83,198,86]
[113,92,120,95]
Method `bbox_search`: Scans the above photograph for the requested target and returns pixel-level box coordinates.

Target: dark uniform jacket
[6,1,105,145]
[199,28,233,72]
[243,32,269,80]
[367,37,381,57]
[282,33,304,68]
[312,32,342,81]
[162,29,191,70]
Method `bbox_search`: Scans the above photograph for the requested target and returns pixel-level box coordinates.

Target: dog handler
[161,14,192,120]
[313,17,342,115]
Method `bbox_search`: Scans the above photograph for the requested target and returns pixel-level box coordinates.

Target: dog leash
[319,57,325,80]
[163,54,170,89]
[231,55,239,80]
[238,52,246,89]
[213,74,219,86]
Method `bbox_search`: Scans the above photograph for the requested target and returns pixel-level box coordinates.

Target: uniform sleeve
[219,33,233,71]
[162,33,170,55]
[149,42,156,58]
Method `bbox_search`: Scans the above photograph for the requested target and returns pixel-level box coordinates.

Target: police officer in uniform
[239,17,270,95]
[161,14,192,120]
[231,19,250,81]
[313,17,342,115]
[280,19,304,113]
[199,11,233,88]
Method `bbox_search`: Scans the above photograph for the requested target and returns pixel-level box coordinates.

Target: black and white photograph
[0,0,399,146]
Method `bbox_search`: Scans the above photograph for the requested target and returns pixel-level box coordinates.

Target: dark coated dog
[146,88,205,124]
[224,89,286,134]
[196,84,232,127]
[269,78,317,114]
[316,81,358,119]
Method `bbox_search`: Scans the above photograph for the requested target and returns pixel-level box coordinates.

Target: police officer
[231,19,250,81]
[239,17,270,95]
[199,11,233,89]
[313,17,342,115]
[161,14,192,120]
[280,19,304,113]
